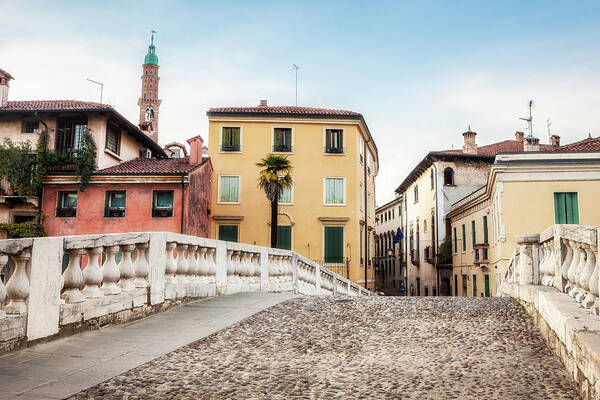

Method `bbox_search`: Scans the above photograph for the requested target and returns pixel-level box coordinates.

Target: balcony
[474,243,489,265]
[272,144,292,153]
[221,144,241,152]
[324,146,344,154]
[410,249,420,267]
[424,246,435,264]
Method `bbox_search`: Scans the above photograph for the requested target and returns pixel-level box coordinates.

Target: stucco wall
[186,164,212,237]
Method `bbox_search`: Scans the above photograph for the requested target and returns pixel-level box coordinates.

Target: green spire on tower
[144,30,158,65]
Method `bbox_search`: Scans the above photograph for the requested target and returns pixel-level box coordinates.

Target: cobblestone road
[71,297,579,399]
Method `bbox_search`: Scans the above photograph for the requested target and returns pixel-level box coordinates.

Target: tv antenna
[86,78,104,103]
[519,100,534,138]
[547,118,552,142]
[292,64,300,106]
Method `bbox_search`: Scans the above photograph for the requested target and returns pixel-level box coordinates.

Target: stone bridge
[0,228,598,399]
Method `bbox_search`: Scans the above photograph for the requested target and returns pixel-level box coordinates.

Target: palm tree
[256,154,293,248]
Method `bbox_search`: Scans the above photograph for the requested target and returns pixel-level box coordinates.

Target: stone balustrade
[0,232,369,351]
[500,224,600,400]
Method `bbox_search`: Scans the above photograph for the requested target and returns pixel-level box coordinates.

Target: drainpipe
[180,175,186,234]
[432,160,440,295]
[363,138,370,289]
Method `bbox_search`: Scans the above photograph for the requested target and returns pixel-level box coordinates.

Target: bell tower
[138,31,161,143]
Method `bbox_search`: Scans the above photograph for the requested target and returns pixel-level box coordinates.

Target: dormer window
[145,106,155,122]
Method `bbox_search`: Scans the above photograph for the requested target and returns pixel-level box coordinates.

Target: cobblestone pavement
[71,297,580,400]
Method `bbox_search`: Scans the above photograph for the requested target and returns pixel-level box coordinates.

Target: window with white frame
[324,177,345,205]
[279,177,293,204]
[325,129,344,153]
[273,128,292,152]
[219,175,240,203]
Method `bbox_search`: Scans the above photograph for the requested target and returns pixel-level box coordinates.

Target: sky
[2,0,600,204]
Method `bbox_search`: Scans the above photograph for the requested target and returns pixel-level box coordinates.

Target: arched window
[430,169,435,190]
[145,106,155,122]
[444,167,454,186]
[414,185,419,203]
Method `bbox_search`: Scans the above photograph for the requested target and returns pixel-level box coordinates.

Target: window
[325,129,344,153]
[56,117,88,156]
[444,167,454,186]
[324,226,344,264]
[221,127,241,151]
[414,185,419,203]
[461,224,466,252]
[105,123,121,154]
[273,128,292,152]
[424,219,427,233]
[360,228,363,265]
[430,169,434,190]
[359,137,364,163]
[105,191,126,217]
[218,225,238,242]
[483,215,488,244]
[57,191,78,217]
[145,106,154,122]
[554,192,579,224]
[22,119,39,134]
[324,177,345,205]
[276,226,292,250]
[454,274,458,296]
[152,191,174,217]
[170,148,181,158]
[367,152,372,174]
[279,178,293,204]
[219,176,240,203]
[472,274,477,297]
[13,214,35,223]
[471,220,476,248]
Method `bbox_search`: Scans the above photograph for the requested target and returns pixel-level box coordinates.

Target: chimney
[551,135,560,147]
[523,136,540,152]
[0,69,14,108]
[259,99,268,107]
[515,131,525,143]
[462,129,478,155]
[187,135,204,164]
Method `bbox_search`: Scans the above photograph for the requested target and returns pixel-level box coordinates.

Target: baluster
[560,239,573,292]
[101,245,121,295]
[566,240,579,294]
[82,247,104,298]
[568,243,584,297]
[61,249,85,304]
[207,248,217,277]
[252,253,261,282]
[246,252,255,279]
[188,245,199,279]
[197,247,208,278]
[579,244,596,305]
[226,250,235,277]
[165,242,177,283]
[133,243,150,288]
[176,244,189,279]
[118,244,136,292]
[0,254,8,318]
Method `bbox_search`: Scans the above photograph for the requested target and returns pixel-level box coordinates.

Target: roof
[208,105,361,117]
[553,136,600,152]
[95,157,208,175]
[435,140,553,157]
[0,68,14,80]
[0,100,165,157]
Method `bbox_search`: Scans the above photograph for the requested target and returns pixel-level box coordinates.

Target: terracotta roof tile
[0,100,112,112]
[553,136,600,151]
[96,157,207,175]
[436,140,554,157]
[208,105,361,117]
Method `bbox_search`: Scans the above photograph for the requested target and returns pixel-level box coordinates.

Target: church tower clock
[138,31,162,142]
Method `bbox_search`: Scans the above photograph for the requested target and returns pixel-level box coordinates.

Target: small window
[105,191,126,217]
[170,148,181,158]
[472,274,477,297]
[471,220,476,247]
[22,119,39,134]
[444,167,454,186]
[453,227,458,253]
[105,123,121,154]
[219,175,240,203]
[218,225,239,242]
[324,226,344,264]
[57,191,78,217]
[13,214,35,223]
[324,177,345,205]
[483,215,488,244]
[221,127,241,151]
[279,178,293,204]
[462,224,466,252]
[325,129,344,153]
[273,128,292,152]
[145,106,154,122]
[152,191,174,217]
[414,185,419,203]
[430,169,434,190]
[359,137,364,163]
[554,192,579,224]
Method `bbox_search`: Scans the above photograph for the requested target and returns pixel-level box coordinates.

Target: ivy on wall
[0,221,46,238]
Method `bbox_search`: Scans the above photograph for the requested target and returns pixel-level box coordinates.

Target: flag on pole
[393,228,404,244]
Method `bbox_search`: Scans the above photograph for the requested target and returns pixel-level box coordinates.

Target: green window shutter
[276,226,292,250]
[462,224,466,252]
[222,128,231,145]
[220,176,239,203]
[326,129,332,148]
[324,226,343,263]
[566,193,579,224]
[471,220,476,247]
[554,193,566,224]
[483,216,488,244]
[453,227,457,253]
[218,225,238,242]
[338,130,344,149]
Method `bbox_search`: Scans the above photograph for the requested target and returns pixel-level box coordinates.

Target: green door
[276,226,292,250]
[324,226,344,263]
[484,274,490,297]
[218,225,238,242]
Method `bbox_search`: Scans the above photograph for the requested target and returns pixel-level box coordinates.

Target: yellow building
[448,140,600,297]
[206,101,378,289]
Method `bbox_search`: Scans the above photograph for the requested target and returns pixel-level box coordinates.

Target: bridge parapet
[501,224,600,400]
[0,233,369,351]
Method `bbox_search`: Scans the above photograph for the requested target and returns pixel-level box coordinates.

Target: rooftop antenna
[86,78,104,103]
[519,100,534,138]
[292,64,300,106]
[547,118,552,143]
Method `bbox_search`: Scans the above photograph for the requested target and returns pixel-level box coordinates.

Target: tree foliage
[0,221,46,238]
[437,235,452,265]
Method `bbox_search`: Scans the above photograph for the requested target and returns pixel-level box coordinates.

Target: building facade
[375,196,406,295]
[207,102,378,289]
[448,139,600,297]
